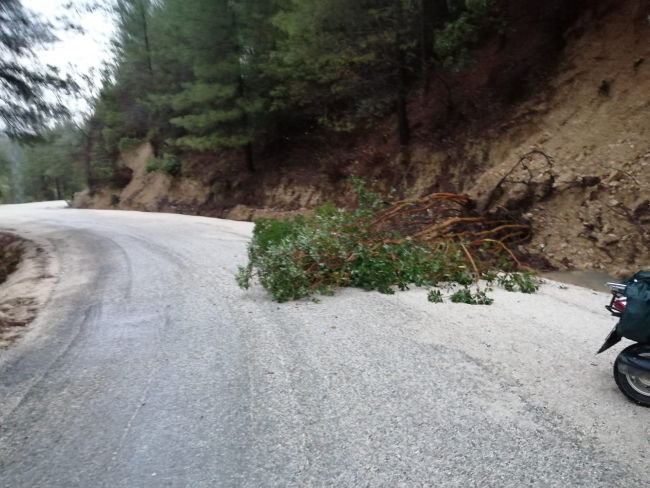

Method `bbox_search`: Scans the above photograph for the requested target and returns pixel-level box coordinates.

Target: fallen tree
[236,180,542,304]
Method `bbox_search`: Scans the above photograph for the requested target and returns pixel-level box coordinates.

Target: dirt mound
[74,143,212,213]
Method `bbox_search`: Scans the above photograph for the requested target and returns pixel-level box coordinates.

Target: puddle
[543,270,621,293]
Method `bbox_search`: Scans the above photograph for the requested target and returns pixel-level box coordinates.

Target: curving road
[0,202,649,487]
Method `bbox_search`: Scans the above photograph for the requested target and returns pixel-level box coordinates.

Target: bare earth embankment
[0,224,58,348]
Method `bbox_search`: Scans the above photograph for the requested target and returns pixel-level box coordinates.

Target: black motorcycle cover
[618,271,650,342]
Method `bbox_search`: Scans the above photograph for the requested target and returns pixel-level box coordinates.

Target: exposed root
[368,190,533,277]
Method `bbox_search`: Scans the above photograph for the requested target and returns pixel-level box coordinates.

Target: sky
[22,0,117,113]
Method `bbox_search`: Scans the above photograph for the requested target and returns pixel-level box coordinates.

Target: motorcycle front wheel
[614,344,650,407]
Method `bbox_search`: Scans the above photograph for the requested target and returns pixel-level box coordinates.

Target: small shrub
[160,154,181,177]
[101,127,119,155]
[91,143,114,183]
[434,1,505,72]
[146,157,159,173]
[450,287,494,305]
[146,154,182,177]
[497,271,540,294]
[118,137,142,152]
[428,289,444,303]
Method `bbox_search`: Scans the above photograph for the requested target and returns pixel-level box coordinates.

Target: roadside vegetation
[2,0,516,203]
[237,181,540,304]
[0,0,86,203]
[79,0,500,177]
[2,0,586,209]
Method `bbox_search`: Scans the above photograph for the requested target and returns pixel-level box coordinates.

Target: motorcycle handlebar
[606,282,627,292]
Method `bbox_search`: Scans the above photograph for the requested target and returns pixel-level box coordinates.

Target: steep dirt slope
[74,143,317,221]
[464,1,650,275]
[74,143,210,213]
[75,0,650,275]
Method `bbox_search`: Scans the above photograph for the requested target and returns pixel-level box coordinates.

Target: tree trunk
[421,10,430,92]
[421,0,450,92]
[239,70,255,173]
[61,179,68,200]
[244,142,255,173]
[54,177,61,200]
[232,8,255,174]
[84,137,93,189]
[422,0,450,36]
[40,174,47,201]
[396,91,410,146]
[395,4,410,146]
[139,0,154,80]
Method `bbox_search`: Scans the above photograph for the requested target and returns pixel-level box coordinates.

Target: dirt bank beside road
[0,228,58,348]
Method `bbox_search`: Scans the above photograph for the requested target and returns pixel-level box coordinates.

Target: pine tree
[0,125,84,202]
[269,0,423,146]
[100,0,159,141]
[81,0,501,181]
[164,0,279,172]
[0,0,77,138]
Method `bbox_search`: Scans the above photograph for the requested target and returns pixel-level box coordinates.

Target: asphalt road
[0,202,649,487]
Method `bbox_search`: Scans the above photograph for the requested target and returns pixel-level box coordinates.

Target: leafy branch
[237,180,540,304]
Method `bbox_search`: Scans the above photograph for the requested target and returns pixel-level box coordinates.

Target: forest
[1,0,587,203]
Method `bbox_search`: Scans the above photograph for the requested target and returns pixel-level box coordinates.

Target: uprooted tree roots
[236,182,544,304]
[370,192,533,268]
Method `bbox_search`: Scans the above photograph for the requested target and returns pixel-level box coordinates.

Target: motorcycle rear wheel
[614,344,650,407]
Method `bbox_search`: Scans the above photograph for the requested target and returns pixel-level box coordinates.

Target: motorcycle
[598,280,650,406]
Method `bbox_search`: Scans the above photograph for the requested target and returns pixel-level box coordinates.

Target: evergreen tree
[269,0,423,146]
[99,0,160,143]
[78,0,503,183]
[0,126,84,202]
[164,0,279,172]
[0,0,77,138]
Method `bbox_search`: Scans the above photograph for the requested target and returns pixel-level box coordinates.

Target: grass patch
[146,154,181,177]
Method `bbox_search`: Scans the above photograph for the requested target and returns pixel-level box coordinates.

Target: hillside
[74,0,650,277]
[469,1,650,276]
